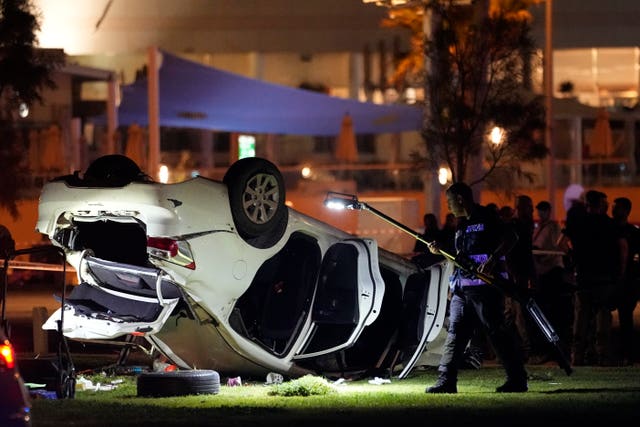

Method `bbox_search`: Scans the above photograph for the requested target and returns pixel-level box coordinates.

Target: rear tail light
[1,339,16,369]
[147,237,196,269]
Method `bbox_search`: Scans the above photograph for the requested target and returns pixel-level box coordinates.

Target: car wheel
[223,157,288,248]
[137,370,220,397]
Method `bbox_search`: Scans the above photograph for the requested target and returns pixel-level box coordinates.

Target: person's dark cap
[535,201,551,211]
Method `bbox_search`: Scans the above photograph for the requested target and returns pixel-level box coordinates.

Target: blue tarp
[113,51,423,136]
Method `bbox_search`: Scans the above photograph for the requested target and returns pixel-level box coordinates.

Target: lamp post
[544,0,555,217]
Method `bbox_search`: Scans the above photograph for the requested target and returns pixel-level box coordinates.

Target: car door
[294,238,385,359]
[43,255,183,340]
[396,259,452,378]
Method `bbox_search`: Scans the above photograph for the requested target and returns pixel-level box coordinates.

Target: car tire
[137,370,221,397]
[223,157,288,248]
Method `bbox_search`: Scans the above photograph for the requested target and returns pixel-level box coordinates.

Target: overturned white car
[37,155,450,379]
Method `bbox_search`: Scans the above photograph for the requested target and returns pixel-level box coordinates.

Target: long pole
[357,198,572,376]
[545,0,555,217]
[422,4,442,221]
[148,46,161,180]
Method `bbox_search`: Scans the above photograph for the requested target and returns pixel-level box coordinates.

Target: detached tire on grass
[137,370,220,397]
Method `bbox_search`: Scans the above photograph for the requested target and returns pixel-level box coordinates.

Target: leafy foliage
[384,0,547,195]
[0,0,61,217]
[0,0,58,113]
[267,374,337,397]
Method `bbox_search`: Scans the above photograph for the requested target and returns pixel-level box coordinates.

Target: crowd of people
[412,183,640,393]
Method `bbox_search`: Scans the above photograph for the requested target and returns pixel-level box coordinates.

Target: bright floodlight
[324,192,361,210]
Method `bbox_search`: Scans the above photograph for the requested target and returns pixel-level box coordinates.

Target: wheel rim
[241,172,280,224]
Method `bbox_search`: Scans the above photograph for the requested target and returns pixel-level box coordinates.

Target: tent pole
[147,46,161,180]
[105,71,118,156]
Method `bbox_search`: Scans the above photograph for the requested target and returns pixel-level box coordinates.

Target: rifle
[323,192,573,376]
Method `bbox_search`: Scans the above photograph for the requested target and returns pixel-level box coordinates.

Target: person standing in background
[564,190,624,366]
[611,197,640,365]
[411,212,444,268]
[505,195,536,362]
[440,212,457,255]
[530,201,572,363]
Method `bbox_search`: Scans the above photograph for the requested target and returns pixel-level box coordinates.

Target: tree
[0,0,60,218]
[383,0,547,194]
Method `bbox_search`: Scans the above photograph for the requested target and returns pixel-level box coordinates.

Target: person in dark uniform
[425,182,528,393]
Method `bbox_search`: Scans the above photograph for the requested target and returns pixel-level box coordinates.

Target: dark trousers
[438,285,527,383]
[616,280,639,363]
[572,281,613,364]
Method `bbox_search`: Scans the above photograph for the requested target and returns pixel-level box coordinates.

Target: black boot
[496,379,528,393]
[426,375,457,394]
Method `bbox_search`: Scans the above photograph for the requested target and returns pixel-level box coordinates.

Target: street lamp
[489,126,505,146]
[437,166,450,185]
[18,102,29,118]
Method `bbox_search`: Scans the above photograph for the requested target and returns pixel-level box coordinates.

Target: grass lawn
[29,363,640,427]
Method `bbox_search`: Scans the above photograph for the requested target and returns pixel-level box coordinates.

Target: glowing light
[159,164,169,183]
[34,0,101,54]
[301,166,312,178]
[18,103,29,118]
[325,200,347,210]
[438,167,450,186]
[238,135,255,159]
[490,126,505,145]
[404,87,417,104]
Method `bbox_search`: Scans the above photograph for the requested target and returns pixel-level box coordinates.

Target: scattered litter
[76,376,94,391]
[227,376,242,387]
[112,365,149,375]
[24,382,47,389]
[30,389,57,399]
[368,377,391,385]
[153,359,177,372]
[333,378,347,386]
[75,375,120,392]
[265,372,284,385]
[94,383,118,391]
